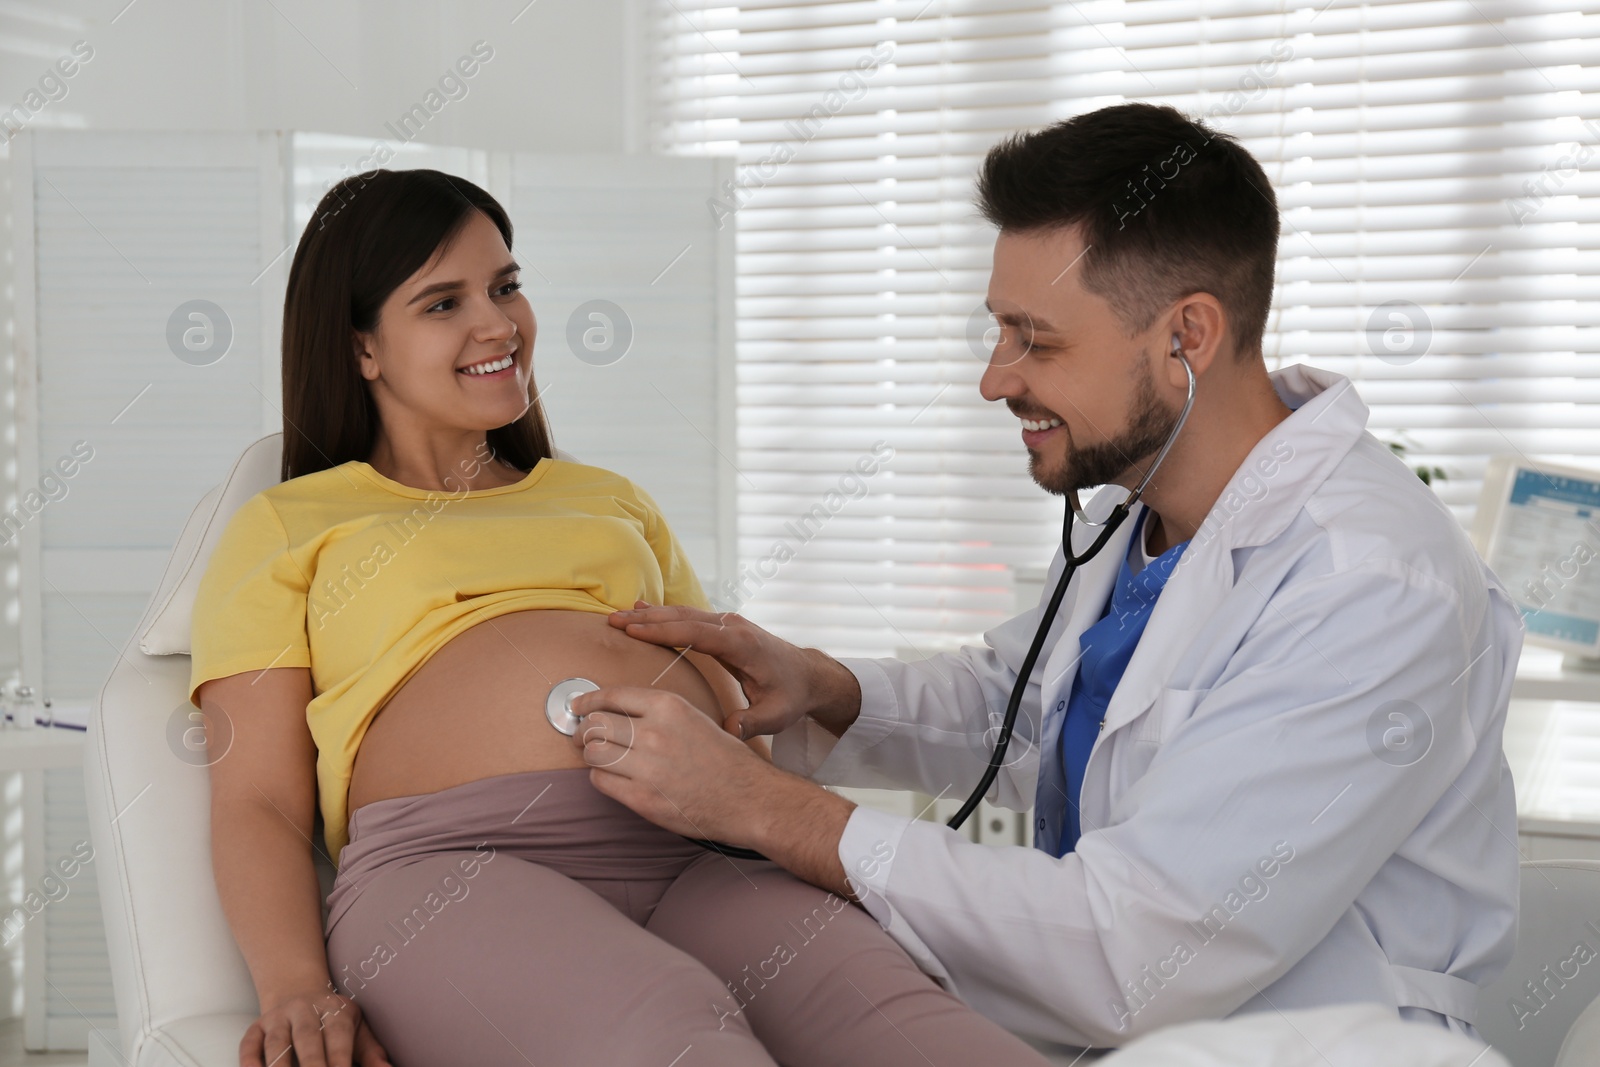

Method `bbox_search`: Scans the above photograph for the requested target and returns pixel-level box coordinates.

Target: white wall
[0,0,641,152]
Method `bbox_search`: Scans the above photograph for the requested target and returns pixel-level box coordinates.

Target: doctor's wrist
[804,648,861,739]
[748,770,860,904]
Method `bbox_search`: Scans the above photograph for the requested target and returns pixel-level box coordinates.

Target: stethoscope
[546,336,1197,862]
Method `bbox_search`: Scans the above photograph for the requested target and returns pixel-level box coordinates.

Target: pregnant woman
[189,168,1054,1067]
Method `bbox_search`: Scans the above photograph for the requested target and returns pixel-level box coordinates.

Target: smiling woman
[188,169,1052,1067]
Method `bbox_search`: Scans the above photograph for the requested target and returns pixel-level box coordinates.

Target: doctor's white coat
[770,364,1523,1049]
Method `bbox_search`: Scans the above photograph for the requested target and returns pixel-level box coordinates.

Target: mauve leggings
[321,767,1054,1067]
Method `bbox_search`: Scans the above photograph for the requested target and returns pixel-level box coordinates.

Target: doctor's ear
[1162,296,1227,382]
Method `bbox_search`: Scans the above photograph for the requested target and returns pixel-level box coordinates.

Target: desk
[1512,646,1600,702]
[0,726,83,772]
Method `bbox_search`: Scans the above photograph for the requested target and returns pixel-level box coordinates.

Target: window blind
[650,0,1600,658]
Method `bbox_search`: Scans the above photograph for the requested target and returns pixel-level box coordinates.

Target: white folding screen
[650,0,1600,656]
[5,129,278,1048]
[15,129,284,719]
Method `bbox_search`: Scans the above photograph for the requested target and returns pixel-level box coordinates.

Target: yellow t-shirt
[188,457,711,868]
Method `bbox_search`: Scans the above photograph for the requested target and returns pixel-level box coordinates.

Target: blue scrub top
[1055,509,1189,857]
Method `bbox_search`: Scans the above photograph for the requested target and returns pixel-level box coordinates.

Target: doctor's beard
[1029,355,1184,496]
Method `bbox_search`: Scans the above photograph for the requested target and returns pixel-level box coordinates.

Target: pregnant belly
[347,609,722,816]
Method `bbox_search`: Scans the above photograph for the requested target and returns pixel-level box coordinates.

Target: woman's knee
[646,854,877,984]
[645,855,1056,1066]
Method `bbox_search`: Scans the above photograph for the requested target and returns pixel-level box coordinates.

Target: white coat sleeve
[795,559,1504,1048]
[769,546,1070,812]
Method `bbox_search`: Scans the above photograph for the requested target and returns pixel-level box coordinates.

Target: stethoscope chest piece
[545,677,600,736]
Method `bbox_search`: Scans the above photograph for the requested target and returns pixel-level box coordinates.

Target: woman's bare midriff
[346,609,722,815]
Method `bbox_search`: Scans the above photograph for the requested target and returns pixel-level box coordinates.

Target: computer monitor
[1473,455,1600,658]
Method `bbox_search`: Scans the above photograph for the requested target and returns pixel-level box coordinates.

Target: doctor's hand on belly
[602,600,864,743]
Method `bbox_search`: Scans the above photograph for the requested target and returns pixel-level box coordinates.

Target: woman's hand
[607,602,861,740]
[242,985,391,1067]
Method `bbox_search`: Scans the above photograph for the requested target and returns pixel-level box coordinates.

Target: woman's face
[355,209,537,446]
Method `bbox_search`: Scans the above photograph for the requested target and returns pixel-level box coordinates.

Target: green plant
[1387,435,1447,486]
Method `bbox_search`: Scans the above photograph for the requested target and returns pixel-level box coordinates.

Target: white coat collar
[1037,364,1371,741]
[1217,363,1368,550]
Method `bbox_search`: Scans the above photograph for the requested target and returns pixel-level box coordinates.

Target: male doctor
[568,101,1524,1048]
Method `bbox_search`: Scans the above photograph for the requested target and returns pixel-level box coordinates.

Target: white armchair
[85,433,300,1066]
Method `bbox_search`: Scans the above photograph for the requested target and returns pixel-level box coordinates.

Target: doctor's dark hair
[974,102,1279,361]
[278,168,555,482]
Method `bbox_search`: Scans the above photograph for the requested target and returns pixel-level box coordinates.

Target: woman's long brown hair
[279,168,555,483]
